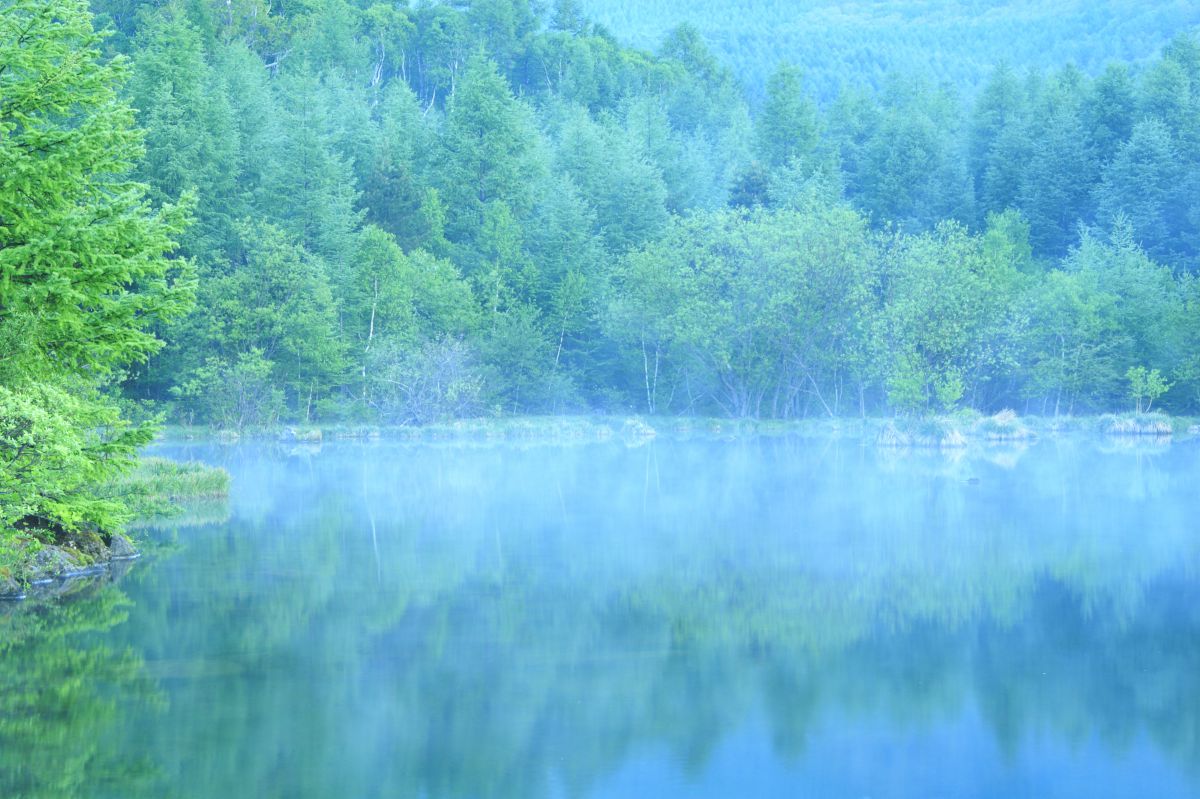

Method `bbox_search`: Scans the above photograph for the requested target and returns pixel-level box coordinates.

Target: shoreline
[5,412,1194,600]
[0,551,141,602]
[0,538,141,601]
[1,459,230,601]
[157,410,1199,446]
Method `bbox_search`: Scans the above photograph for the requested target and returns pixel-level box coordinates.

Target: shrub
[369,337,483,424]
[171,350,285,430]
[1126,366,1172,413]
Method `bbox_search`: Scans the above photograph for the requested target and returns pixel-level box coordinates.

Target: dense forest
[579,0,1200,101]
[4,0,1200,532]
[84,0,1200,423]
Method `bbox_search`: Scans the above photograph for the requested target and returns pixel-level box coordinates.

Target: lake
[2,432,1199,798]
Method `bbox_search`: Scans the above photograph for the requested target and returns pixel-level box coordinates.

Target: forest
[3,0,1200,532]
[578,0,1200,101]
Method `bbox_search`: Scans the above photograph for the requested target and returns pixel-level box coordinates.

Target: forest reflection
[3,436,1198,798]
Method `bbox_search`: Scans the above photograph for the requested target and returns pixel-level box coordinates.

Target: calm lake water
[3,433,1199,798]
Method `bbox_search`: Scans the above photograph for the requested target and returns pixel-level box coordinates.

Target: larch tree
[755,64,819,170]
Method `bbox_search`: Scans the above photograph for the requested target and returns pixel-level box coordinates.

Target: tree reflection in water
[4,436,1199,798]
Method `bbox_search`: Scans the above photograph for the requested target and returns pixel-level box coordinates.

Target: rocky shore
[0,535,140,601]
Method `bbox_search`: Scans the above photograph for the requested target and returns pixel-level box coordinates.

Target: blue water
[2,433,1198,798]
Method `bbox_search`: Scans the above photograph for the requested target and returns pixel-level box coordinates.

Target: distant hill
[577,0,1200,100]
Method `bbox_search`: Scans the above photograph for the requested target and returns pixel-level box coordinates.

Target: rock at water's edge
[107,533,138,560]
[1,537,139,599]
[29,546,86,579]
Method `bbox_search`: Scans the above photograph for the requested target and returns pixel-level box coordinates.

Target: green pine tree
[0,0,194,539]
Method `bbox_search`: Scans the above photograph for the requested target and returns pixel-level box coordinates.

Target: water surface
[3,434,1199,798]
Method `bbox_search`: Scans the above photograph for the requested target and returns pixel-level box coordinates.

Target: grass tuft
[101,458,231,522]
[1100,412,1173,437]
[877,417,966,449]
[977,409,1036,441]
[122,458,231,500]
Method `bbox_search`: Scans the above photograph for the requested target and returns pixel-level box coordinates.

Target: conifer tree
[0,0,193,536]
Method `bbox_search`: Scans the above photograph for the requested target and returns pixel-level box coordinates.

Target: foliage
[0,0,192,539]
[8,0,1200,439]
[368,336,484,424]
[170,349,285,430]
[1126,366,1172,413]
[1100,411,1174,436]
[576,0,1200,102]
[879,219,1023,413]
[0,383,134,535]
[608,204,877,417]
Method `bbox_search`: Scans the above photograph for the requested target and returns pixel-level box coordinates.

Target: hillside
[577,0,1200,100]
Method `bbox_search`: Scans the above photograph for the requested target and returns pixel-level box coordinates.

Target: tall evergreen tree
[0,0,193,535]
[1095,119,1186,267]
[128,4,240,258]
[755,64,820,170]
[1018,73,1097,256]
[970,63,1028,219]
[1081,63,1136,168]
[435,52,545,254]
[258,69,363,266]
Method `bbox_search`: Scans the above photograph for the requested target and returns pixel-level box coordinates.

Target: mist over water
[4,434,1200,798]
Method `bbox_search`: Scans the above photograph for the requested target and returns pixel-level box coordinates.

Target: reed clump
[100,458,231,523]
[977,409,1036,441]
[877,417,966,449]
[1100,412,1173,437]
